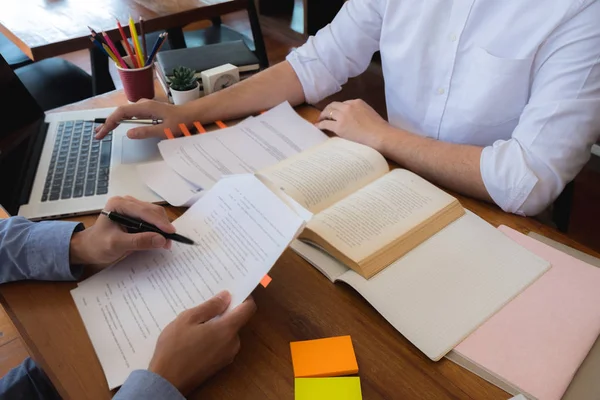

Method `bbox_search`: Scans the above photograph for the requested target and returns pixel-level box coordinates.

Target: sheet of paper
[258,137,388,213]
[333,211,550,361]
[290,335,358,378]
[158,102,328,188]
[453,226,600,400]
[137,160,203,207]
[72,174,304,389]
[295,377,363,400]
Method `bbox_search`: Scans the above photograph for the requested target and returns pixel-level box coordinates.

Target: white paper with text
[72,174,304,389]
[157,102,328,188]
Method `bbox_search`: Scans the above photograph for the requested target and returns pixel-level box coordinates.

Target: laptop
[0,56,162,220]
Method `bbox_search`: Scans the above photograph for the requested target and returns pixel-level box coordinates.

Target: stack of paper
[448,226,600,400]
[136,102,328,206]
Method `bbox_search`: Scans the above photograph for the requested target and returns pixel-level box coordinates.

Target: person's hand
[69,196,176,265]
[316,99,391,152]
[149,291,257,396]
[95,99,195,140]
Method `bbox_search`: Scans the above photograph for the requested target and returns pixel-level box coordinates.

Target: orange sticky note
[260,110,267,115]
[179,123,192,137]
[260,274,272,288]
[290,336,358,378]
[163,128,175,139]
[193,121,206,133]
[215,120,227,129]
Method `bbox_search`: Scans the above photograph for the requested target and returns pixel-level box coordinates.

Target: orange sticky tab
[193,121,206,133]
[179,123,192,137]
[260,274,272,288]
[260,110,267,115]
[290,336,358,378]
[164,128,175,140]
[215,120,227,129]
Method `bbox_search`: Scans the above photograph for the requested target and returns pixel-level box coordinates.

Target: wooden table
[1,89,599,400]
[0,0,251,94]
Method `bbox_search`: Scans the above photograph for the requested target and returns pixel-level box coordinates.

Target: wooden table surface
[0,0,242,61]
[1,87,599,400]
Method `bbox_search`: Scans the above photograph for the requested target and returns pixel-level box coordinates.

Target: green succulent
[169,66,197,91]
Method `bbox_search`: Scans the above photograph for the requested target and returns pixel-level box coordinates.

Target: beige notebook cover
[291,211,550,361]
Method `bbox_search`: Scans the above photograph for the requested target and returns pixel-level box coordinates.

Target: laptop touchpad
[121,136,162,164]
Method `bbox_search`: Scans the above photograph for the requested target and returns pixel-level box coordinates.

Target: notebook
[448,226,600,400]
[290,211,550,361]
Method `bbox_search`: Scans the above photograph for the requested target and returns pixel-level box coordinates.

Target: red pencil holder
[116,56,155,103]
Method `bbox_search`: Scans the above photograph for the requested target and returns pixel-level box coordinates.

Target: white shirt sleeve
[480,0,600,216]
[286,0,384,104]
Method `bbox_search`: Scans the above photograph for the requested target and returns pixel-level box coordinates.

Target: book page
[158,102,328,189]
[333,211,549,361]
[72,174,304,389]
[258,138,389,213]
[306,169,458,262]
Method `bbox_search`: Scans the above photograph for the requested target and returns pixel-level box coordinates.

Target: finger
[105,196,176,233]
[184,291,231,324]
[114,231,167,252]
[315,119,339,133]
[127,125,168,139]
[95,102,159,139]
[219,297,257,331]
[318,102,346,121]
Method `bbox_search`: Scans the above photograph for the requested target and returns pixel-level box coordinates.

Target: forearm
[182,61,305,123]
[0,218,83,283]
[379,127,492,202]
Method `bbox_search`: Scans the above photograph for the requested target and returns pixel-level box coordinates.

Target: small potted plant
[169,66,200,105]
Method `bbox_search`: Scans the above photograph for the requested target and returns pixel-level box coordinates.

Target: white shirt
[287,0,600,216]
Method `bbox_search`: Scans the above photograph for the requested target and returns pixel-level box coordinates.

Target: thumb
[184,291,231,324]
[115,231,167,252]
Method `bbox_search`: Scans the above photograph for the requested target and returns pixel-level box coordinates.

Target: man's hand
[149,291,257,396]
[316,99,391,152]
[95,100,195,140]
[69,196,176,265]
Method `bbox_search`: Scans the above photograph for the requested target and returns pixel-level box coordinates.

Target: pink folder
[454,226,600,400]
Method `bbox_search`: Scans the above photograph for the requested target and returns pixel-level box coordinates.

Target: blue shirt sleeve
[114,370,185,400]
[0,217,84,283]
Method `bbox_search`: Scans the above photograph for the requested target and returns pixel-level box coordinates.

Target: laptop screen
[0,54,46,214]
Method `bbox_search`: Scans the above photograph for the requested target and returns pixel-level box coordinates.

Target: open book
[258,137,465,278]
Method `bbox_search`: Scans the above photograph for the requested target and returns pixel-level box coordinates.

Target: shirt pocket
[458,47,533,127]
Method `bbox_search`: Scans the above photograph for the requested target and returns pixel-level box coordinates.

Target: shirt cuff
[114,370,185,400]
[26,221,84,281]
[286,38,342,104]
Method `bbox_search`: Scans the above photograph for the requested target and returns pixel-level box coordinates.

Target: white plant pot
[171,82,200,105]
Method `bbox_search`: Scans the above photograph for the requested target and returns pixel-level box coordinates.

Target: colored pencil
[102,43,120,65]
[139,16,147,61]
[145,32,168,65]
[102,32,127,68]
[89,37,109,58]
[129,16,145,67]
[116,19,139,68]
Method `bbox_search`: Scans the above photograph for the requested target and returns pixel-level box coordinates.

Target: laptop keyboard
[42,120,112,202]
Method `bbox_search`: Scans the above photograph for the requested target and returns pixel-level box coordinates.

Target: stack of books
[155,40,260,100]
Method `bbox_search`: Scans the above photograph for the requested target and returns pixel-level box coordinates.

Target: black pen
[101,210,195,245]
[94,118,163,125]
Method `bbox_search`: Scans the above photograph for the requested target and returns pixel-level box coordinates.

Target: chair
[14,58,93,111]
[0,32,32,69]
